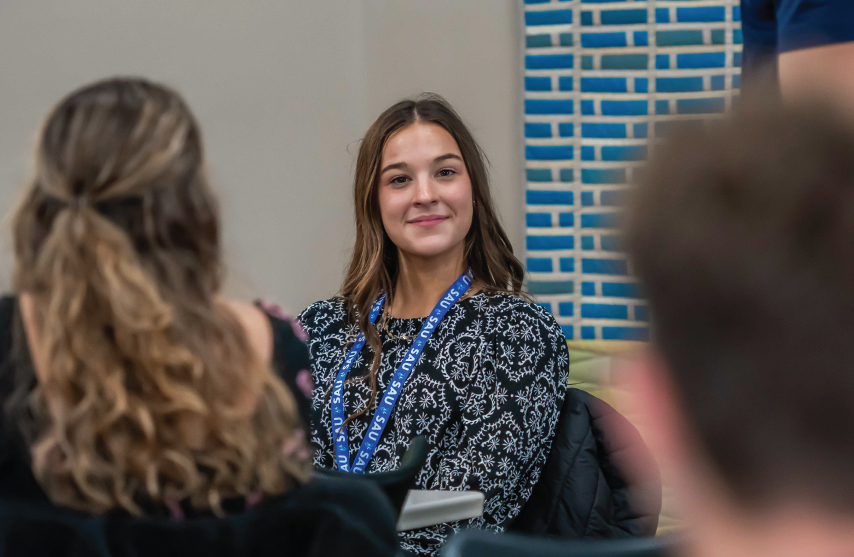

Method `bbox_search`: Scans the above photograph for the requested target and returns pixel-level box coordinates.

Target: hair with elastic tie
[11,77,310,515]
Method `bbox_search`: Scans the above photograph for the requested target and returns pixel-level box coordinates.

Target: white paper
[396,490,485,531]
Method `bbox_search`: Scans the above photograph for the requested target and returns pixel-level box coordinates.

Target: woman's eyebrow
[380,161,408,174]
[434,154,463,164]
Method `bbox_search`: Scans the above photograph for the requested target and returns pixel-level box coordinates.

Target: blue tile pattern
[522,0,741,341]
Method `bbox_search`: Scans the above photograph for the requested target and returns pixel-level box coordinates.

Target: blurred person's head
[625,102,854,555]
[340,93,524,421]
[11,77,310,516]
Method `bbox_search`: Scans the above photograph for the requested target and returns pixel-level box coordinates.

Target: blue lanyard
[331,271,472,473]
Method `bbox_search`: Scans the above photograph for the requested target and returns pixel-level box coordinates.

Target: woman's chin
[399,240,462,260]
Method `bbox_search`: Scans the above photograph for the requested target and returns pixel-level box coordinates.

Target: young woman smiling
[299,95,568,555]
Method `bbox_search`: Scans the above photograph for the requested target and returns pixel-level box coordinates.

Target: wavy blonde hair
[11,78,310,515]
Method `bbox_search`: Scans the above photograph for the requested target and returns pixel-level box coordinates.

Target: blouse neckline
[378,291,489,340]
[382,291,488,322]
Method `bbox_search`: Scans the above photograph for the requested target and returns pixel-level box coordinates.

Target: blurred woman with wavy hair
[0,77,316,519]
[299,94,568,555]
[0,79,414,556]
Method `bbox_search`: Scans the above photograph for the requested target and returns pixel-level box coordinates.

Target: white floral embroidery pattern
[298,293,568,556]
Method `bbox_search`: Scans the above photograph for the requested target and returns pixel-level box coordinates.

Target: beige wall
[0,1,521,313]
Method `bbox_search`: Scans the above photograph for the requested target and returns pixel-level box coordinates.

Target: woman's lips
[408,215,449,227]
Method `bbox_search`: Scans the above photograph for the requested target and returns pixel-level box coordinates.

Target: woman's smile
[408,214,449,227]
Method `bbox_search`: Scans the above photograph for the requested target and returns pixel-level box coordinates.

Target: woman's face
[378,122,473,260]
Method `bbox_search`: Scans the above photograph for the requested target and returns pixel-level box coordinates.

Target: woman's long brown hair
[11,78,310,515]
[340,94,525,425]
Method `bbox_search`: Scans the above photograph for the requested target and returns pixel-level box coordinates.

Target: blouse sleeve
[296,299,350,469]
[257,301,314,427]
[435,301,568,530]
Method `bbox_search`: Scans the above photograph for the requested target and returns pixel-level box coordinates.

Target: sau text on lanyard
[330,271,472,473]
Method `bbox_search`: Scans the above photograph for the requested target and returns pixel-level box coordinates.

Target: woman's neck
[390,247,467,319]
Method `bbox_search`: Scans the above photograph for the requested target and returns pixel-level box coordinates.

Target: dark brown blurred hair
[626,100,854,510]
[340,94,524,423]
[12,77,309,515]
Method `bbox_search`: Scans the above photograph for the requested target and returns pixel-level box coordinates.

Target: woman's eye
[390,176,409,185]
[438,169,456,178]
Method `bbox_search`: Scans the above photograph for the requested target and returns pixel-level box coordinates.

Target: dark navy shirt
[741,0,854,82]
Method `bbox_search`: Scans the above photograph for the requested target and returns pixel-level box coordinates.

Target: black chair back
[0,477,402,557]
[313,435,428,515]
[510,389,662,538]
[442,529,678,557]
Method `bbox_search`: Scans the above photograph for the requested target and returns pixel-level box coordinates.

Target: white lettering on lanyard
[332,271,471,473]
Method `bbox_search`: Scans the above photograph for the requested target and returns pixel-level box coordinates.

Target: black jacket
[0,477,401,557]
[509,388,662,538]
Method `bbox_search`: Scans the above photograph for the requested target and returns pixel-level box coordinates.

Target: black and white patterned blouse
[298,292,568,556]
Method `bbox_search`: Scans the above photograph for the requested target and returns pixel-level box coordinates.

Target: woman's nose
[413,176,439,205]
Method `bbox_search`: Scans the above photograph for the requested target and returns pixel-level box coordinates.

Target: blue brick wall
[522,0,741,342]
